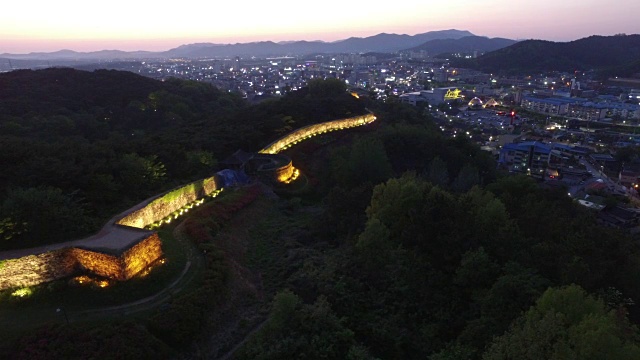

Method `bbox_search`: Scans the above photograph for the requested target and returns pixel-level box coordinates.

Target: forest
[453,34,640,76]
[2,69,640,359]
[0,68,363,248]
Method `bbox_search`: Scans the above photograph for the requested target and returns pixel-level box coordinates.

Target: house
[619,163,640,188]
[598,206,639,228]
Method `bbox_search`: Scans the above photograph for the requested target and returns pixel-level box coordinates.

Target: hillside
[2,71,640,360]
[0,68,163,115]
[0,69,364,249]
[407,36,517,56]
[455,34,640,74]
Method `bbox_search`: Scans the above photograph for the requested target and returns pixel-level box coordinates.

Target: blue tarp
[216,169,250,188]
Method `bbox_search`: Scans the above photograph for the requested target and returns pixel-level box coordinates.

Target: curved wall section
[245,153,294,184]
[117,176,219,229]
[259,113,376,155]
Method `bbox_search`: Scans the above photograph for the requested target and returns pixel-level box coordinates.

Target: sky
[1,0,639,53]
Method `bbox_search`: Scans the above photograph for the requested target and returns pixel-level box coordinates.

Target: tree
[0,217,26,241]
[337,136,393,188]
[355,217,393,271]
[117,153,167,197]
[0,186,91,245]
[427,156,449,187]
[483,285,640,360]
[185,150,217,178]
[452,163,480,192]
[236,290,367,360]
[365,174,430,241]
[307,78,347,98]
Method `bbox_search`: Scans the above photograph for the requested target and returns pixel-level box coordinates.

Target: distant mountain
[406,36,517,56]
[597,58,640,79]
[323,29,475,53]
[1,29,475,62]
[0,49,156,61]
[163,29,474,57]
[455,34,640,75]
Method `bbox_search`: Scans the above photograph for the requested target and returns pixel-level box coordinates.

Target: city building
[567,102,608,121]
[608,102,640,121]
[498,141,551,174]
[399,87,462,106]
[521,96,580,115]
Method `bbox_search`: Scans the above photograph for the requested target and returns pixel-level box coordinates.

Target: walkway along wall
[259,113,376,154]
[116,176,219,229]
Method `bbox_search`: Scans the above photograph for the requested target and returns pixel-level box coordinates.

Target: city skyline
[2,0,639,54]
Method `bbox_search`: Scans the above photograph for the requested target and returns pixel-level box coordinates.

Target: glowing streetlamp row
[260,114,376,155]
[146,189,224,229]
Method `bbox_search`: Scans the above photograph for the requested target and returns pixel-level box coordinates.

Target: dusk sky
[2,0,639,53]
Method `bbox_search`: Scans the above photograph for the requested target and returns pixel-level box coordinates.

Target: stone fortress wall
[0,177,221,291]
[259,113,376,155]
[0,250,76,291]
[0,113,376,291]
[116,176,219,229]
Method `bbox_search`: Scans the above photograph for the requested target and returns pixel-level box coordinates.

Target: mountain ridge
[1,29,475,60]
[406,36,518,56]
[455,34,640,75]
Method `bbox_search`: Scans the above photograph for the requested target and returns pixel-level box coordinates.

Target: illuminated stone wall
[0,174,215,289]
[260,113,376,155]
[273,161,295,183]
[121,233,163,279]
[117,176,219,229]
[72,233,162,280]
[248,154,294,184]
[0,232,163,290]
[0,250,76,290]
[73,248,124,280]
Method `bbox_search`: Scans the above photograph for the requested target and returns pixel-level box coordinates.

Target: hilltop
[455,34,640,75]
[406,35,517,57]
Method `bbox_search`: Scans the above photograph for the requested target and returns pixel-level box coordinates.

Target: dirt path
[218,319,269,360]
[195,197,274,359]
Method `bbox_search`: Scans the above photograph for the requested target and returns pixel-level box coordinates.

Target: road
[579,159,624,192]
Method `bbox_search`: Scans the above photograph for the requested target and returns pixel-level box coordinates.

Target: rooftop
[503,141,551,154]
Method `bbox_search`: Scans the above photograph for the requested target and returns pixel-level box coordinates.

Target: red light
[511,111,515,116]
